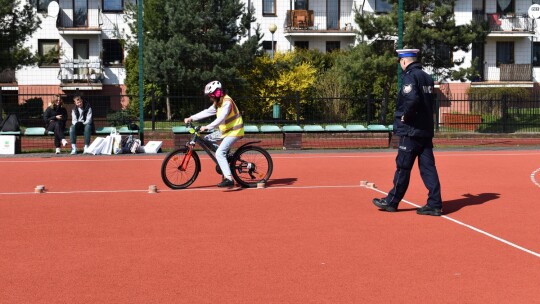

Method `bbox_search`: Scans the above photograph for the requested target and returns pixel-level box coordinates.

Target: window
[326,41,340,52]
[73,39,89,60]
[103,0,123,12]
[294,41,309,50]
[497,0,514,15]
[74,0,88,27]
[262,40,276,57]
[375,0,392,13]
[327,0,339,30]
[263,0,275,15]
[294,0,308,10]
[533,42,540,67]
[496,41,514,66]
[103,39,124,66]
[37,0,54,12]
[38,39,60,67]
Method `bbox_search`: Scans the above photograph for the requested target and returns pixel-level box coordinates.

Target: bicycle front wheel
[161,148,200,189]
[231,146,273,188]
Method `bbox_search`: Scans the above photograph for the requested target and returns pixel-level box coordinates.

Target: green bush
[107,110,137,127]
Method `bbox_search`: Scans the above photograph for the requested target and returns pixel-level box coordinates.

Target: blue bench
[95,127,114,135]
[260,125,282,133]
[244,125,260,133]
[282,125,303,132]
[324,124,347,132]
[118,126,139,135]
[346,124,368,132]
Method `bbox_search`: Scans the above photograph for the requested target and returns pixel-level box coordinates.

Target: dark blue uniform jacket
[393,62,435,138]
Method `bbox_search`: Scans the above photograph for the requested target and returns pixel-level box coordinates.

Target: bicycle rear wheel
[161,148,200,189]
[230,146,273,188]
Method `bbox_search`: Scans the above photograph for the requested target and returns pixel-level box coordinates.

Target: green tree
[241,51,318,121]
[333,42,397,123]
[0,0,41,75]
[124,0,261,120]
[355,0,486,81]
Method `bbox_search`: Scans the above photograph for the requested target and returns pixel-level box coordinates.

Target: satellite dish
[528,4,540,19]
[47,1,60,18]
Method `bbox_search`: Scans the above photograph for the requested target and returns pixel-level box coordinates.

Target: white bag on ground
[112,134,123,154]
[100,135,113,155]
[85,137,105,155]
[130,139,143,154]
[143,141,163,153]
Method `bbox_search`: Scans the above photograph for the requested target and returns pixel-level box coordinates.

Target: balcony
[284,10,355,36]
[56,6,102,35]
[59,59,103,91]
[471,63,533,88]
[486,13,534,37]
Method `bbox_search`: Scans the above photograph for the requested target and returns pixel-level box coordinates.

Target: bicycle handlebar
[186,122,201,133]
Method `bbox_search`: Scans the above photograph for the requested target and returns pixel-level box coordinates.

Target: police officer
[372,49,443,216]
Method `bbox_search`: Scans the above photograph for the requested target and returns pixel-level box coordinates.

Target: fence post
[435,90,440,132]
[502,93,508,132]
[367,90,372,125]
[381,89,388,124]
[151,89,156,131]
[295,92,300,125]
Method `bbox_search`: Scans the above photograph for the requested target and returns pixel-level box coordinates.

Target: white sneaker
[61,139,68,146]
[83,145,89,153]
[55,148,61,154]
[70,148,77,155]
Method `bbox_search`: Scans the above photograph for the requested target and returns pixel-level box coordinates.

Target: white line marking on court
[530,168,540,188]
[366,186,540,259]
[2,180,539,258]
[0,185,361,195]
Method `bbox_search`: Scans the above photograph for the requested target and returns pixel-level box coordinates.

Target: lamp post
[269,23,277,60]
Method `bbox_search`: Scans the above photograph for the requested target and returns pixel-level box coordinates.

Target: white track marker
[34,185,45,193]
[148,185,158,194]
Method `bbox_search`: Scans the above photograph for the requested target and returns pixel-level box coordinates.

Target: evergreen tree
[0,0,41,72]
[355,0,486,81]
[124,0,261,120]
[129,0,260,96]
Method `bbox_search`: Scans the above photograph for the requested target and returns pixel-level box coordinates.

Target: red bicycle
[161,122,273,189]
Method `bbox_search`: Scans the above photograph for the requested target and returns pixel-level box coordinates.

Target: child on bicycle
[184,80,244,188]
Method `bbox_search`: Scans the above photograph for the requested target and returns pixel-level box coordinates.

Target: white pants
[205,131,242,179]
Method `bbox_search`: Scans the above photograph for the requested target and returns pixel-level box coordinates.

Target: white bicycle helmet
[204,80,222,95]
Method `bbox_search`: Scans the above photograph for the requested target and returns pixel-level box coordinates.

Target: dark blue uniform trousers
[386,136,442,209]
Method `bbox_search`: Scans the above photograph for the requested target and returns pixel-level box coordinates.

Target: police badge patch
[402,84,412,94]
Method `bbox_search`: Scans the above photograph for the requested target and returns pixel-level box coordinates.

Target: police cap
[396,49,420,58]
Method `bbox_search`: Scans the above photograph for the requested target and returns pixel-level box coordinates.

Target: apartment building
[251,0,540,94]
[250,0,361,54]
[2,0,134,108]
[447,0,540,94]
[5,0,540,101]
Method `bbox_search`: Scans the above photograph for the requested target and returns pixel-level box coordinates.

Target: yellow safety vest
[216,95,244,138]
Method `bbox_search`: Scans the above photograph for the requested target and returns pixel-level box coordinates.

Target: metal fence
[2,91,540,133]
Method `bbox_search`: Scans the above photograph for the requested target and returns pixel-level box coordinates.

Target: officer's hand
[401,115,405,122]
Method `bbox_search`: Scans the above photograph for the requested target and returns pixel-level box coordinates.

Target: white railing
[285,10,355,32]
[59,59,103,84]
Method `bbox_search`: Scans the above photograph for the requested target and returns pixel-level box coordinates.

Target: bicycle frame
[183,123,261,170]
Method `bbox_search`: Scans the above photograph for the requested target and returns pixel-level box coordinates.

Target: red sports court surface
[1,149,539,303]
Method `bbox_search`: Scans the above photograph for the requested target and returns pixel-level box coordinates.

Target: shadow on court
[266,178,297,187]
[442,193,501,215]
